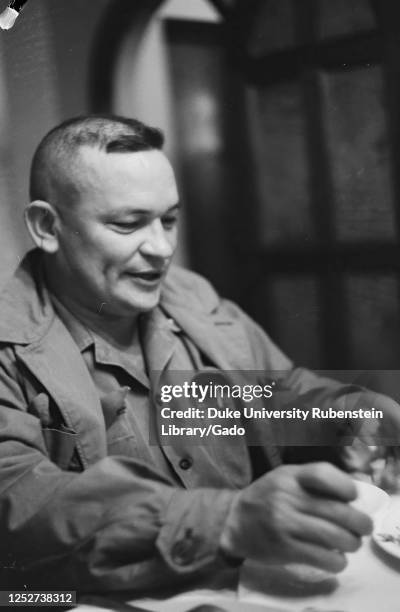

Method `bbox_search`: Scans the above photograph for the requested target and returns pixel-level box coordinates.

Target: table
[79,496,400,612]
[240,494,400,612]
[241,538,400,611]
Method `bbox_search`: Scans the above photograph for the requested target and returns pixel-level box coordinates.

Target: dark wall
[0,0,111,285]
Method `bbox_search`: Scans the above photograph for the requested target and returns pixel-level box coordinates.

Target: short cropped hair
[29,115,165,205]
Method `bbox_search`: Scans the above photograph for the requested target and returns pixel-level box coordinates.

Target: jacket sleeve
[0,359,235,593]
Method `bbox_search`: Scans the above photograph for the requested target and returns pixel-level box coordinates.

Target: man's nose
[140,219,175,259]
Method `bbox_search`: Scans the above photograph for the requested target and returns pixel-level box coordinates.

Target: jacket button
[171,529,197,565]
[179,457,192,470]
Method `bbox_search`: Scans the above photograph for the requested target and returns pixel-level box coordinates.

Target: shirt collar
[50,295,181,385]
[50,294,94,352]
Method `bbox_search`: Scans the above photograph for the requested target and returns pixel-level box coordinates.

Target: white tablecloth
[80,496,400,612]
[240,495,400,612]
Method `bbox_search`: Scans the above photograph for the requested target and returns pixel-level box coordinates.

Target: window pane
[318,0,376,40]
[245,0,295,56]
[322,66,396,242]
[346,275,400,368]
[267,275,323,367]
[247,81,315,246]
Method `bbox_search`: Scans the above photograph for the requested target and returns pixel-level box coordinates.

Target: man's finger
[290,540,348,574]
[298,462,357,501]
[294,514,362,553]
[302,497,373,537]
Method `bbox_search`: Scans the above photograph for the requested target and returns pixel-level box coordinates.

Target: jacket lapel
[163,305,253,371]
[141,307,178,373]
[15,316,107,468]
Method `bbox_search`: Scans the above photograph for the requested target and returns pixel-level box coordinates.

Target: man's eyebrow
[164,203,181,213]
[108,203,181,217]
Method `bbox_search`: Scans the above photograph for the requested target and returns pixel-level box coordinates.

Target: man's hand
[335,390,400,446]
[334,390,400,481]
[219,462,372,572]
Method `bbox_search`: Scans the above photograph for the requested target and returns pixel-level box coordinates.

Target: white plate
[351,480,390,519]
[373,496,400,560]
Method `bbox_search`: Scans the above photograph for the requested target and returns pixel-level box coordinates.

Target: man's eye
[110,221,141,233]
[162,216,178,229]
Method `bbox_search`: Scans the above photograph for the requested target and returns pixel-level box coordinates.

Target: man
[0,115,397,593]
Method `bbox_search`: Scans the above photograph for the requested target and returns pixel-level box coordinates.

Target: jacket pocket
[106,411,140,457]
[100,387,139,457]
[42,426,77,470]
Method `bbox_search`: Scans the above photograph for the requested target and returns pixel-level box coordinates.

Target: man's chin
[118,288,162,315]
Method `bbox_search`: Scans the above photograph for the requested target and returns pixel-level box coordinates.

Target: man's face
[52,147,179,318]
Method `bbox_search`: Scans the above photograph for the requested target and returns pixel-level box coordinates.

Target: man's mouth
[126,270,164,283]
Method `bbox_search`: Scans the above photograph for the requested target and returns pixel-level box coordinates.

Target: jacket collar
[0,250,248,369]
[160,266,251,370]
[0,250,55,344]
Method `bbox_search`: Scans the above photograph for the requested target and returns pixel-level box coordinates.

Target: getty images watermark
[149,369,398,446]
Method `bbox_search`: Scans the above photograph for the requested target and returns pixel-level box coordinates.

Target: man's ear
[24,200,60,254]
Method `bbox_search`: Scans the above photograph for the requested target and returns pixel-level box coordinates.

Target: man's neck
[45,267,139,349]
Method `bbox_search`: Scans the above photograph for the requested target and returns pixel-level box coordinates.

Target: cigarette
[0,0,30,30]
